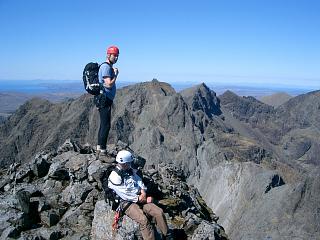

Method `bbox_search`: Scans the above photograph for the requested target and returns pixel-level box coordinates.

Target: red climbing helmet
[107,46,120,56]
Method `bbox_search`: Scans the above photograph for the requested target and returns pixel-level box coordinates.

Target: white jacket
[108,167,147,203]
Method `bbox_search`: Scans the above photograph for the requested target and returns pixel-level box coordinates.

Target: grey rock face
[16,189,32,214]
[219,90,320,164]
[0,140,226,239]
[180,83,222,117]
[60,181,93,206]
[0,96,96,168]
[91,200,140,240]
[1,226,20,239]
[192,161,320,240]
[40,210,60,227]
[220,91,275,119]
[31,156,51,178]
[191,221,228,240]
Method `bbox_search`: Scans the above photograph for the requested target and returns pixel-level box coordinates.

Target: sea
[0,80,317,98]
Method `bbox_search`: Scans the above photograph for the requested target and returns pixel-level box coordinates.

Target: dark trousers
[97,104,112,150]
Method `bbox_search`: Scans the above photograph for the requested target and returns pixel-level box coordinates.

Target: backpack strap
[108,167,124,186]
[99,61,110,68]
[108,167,135,186]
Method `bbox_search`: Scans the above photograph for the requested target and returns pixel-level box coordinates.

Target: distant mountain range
[0,80,319,239]
[0,79,312,121]
[259,92,292,107]
[0,92,82,121]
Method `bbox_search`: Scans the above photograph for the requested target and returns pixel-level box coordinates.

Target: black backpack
[100,165,126,211]
[82,62,107,95]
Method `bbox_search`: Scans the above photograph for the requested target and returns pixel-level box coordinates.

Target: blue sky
[0,0,319,89]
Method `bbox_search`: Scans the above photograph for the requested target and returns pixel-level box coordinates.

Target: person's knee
[153,209,165,219]
[158,207,165,215]
[144,204,164,217]
[153,207,165,218]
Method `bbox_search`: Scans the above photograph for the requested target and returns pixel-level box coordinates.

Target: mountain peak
[121,80,176,97]
[180,83,221,117]
[260,92,292,107]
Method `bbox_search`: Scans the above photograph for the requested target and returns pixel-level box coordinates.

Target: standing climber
[95,45,119,160]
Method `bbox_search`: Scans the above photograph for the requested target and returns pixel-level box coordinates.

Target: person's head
[107,45,119,65]
[116,150,133,170]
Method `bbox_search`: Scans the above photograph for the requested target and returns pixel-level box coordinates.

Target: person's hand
[146,196,153,203]
[113,68,119,76]
[138,193,147,203]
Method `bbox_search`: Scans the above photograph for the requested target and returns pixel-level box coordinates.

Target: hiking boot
[95,145,102,160]
[98,150,115,163]
[95,149,101,160]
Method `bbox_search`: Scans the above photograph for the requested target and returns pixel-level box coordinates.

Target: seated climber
[108,150,172,240]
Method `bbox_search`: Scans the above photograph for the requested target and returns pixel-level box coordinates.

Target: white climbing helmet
[116,150,134,164]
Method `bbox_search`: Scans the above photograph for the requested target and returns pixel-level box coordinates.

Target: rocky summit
[0,139,228,240]
[1,80,320,239]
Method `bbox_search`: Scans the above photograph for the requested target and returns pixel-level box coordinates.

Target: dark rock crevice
[265,174,285,193]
